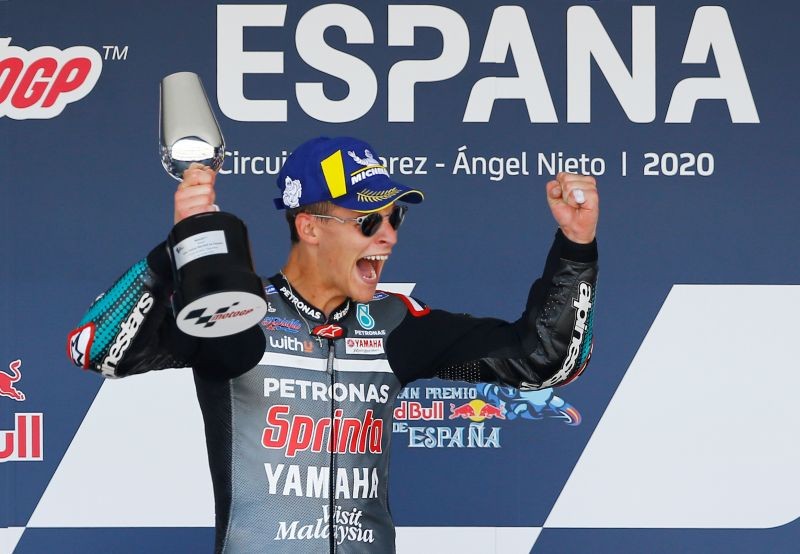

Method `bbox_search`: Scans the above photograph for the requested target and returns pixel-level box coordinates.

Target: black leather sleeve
[67,242,264,380]
[385,230,598,389]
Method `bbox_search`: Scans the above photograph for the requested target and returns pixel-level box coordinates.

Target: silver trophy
[160,72,267,338]
[160,72,226,176]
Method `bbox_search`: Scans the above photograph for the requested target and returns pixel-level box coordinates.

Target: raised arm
[386,173,599,389]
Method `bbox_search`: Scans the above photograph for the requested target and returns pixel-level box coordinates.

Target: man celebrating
[68,136,598,553]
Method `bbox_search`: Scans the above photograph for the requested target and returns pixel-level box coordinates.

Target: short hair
[285,201,334,244]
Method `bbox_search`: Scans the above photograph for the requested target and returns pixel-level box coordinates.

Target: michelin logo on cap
[348,149,381,166]
[283,177,302,208]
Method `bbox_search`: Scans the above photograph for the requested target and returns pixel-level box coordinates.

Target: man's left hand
[546,172,599,244]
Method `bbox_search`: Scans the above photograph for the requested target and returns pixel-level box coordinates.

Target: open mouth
[356,255,388,283]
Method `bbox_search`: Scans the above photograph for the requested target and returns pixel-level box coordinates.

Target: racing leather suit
[67,230,597,553]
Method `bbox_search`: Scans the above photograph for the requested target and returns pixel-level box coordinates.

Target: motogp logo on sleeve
[0,37,103,120]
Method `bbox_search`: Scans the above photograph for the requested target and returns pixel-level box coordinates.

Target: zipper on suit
[327,339,336,553]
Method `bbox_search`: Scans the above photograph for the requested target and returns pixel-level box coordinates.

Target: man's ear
[294,212,320,244]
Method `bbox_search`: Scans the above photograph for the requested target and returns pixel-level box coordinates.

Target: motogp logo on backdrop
[0,37,103,120]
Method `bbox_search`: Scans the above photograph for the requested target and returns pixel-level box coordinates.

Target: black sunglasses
[313,204,408,237]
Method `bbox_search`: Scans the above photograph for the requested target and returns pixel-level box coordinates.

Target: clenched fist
[174,163,218,224]
[546,172,599,244]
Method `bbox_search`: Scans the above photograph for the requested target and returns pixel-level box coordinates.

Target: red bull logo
[393,401,444,421]
[0,37,103,120]
[0,359,25,401]
[478,403,505,419]
[0,413,43,462]
[449,399,505,422]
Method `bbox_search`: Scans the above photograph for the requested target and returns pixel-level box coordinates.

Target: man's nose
[373,215,398,246]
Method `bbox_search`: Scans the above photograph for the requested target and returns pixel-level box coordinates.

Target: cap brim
[333,183,424,213]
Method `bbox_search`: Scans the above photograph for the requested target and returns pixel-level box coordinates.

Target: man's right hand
[174,163,218,224]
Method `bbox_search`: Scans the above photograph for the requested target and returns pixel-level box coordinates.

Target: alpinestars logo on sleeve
[540,282,593,388]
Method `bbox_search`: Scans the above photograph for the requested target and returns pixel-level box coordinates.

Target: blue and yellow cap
[274,137,424,213]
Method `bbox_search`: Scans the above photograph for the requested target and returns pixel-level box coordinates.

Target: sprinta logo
[0,37,103,120]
